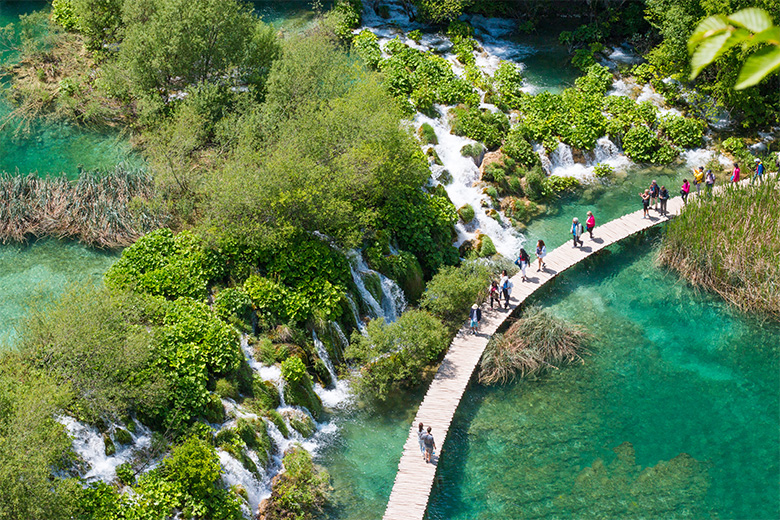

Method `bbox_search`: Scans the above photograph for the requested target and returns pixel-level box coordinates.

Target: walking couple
[570,211,595,247]
[417,423,436,463]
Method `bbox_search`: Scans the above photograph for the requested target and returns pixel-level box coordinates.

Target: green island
[0,1,778,519]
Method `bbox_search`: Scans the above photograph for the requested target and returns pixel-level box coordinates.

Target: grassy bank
[658,176,780,319]
[0,166,167,248]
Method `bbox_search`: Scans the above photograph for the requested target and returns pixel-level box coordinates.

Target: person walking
[692,166,705,194]
[536,240,546,272]
[586,211,595,238]
[515,248,530,282]
[640,189,651,218]
[500,270,511,309]
[680,179,690,204]
[753,158,764,184]
[705,169,715,195]
[469,304,482,334]
[731,163,740,183]
[423,426,436,463]
[649,180,660,210]
[488,280,500,308]
[659,185,669,215]
[418,422,426,460]
[571,217,583,247]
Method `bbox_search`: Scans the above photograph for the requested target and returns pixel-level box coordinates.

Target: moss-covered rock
[282,409,316,438]
[418,122,438,144]
[458,204,475,224]
[313,359,333,388]
[283,378,324,420]
[479,235,497,257]
[252,376,281,410]
[202,393,226,424]
[362,271,382,305]
[264,409,289,438]
[114,428,132,445]
[103,433,116,456]
[215,378,239,401]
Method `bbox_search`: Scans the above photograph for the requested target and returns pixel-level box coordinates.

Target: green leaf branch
[689,7,780,89]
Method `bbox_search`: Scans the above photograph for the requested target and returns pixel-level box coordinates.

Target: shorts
[470,319,478,327]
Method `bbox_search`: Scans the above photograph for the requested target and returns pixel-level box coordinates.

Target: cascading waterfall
[345,294,367,334]
[218,450,269,514]
[58,416,153,481]
[348,251,406,323]
[312,331,337,384]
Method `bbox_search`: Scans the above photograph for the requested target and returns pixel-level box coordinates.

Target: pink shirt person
[731,164,740,183]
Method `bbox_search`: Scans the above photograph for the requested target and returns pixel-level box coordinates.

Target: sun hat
[754,158,761,162]
[472,304,478,309]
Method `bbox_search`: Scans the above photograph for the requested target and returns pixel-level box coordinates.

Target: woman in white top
[536,239,546,272]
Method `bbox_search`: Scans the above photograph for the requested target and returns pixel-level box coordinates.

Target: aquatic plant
[659,176,780,318]
[478,306,589,385]
[0,166,167,248]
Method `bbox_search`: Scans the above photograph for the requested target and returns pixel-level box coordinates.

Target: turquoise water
[0,239,117,347]
[319,237,780,520]
[426,237,780,519]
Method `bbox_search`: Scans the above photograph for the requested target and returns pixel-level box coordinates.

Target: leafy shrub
[353,30,381,68]
[479,235,497,257]
[460,143,484,159]
[458,204,475,224]
[622,125,659,163]
[492,61,524,110]
[281,357,323,419]
[251,375,281,410]
[419,261,492,327]
[450,106,509,149]
[105,229,223,301]
[51,0,80,31]
[264,409,290,438]
[418,122,438,144]
[631,63,658,83]
[524,165,549,201]
[116,462,135,486]
[547,175,579,194]
[574,64,613,96]
[214,287,253,329]
[215,378,239,401]
[658,114,704,148]
[260,448,329,520]
[347,310,449,399]
[502,128,538,166]
[408,29,422,42]
[571,43,605,72]
[593,163,614,178]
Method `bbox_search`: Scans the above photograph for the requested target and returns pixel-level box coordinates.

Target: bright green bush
[479,235,497,257]
[502,128,538,166]
[105,229,223,301]
[460,143,484,159]
[51,0,80,31]
[408,29,422,42]
[458,204,475,224]
[524,165,549,201]
[215,378,239,401]
[419,122,438,144]
[574,64,613,96]
[116,462,135,486]
[347,310,449,399]
[326,0,362,42]
[419,261,492,327]
[353,30,381,68]
[281,357,323,419]
[659,115,704,149]
[213,287,253,329]
[622,125,660,163]
[593,163,614,178]
[260,448,329,520]
[450,106,510,149]
[492,61,524,110]
[547,175,580,194]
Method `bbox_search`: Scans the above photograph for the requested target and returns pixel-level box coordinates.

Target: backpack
[577,223,584,234]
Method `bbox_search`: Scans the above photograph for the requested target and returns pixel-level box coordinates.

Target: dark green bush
[450,106,509,149]
[419,261,492,327]
[502,129,538,167]
[251,375,281,410]
[215,378,239,401]
[480,235,497,257]
[419,122,438,144]
[347,310,449,399]
[281,357,323,419]
[260,448,329,520]
[622,125,660,163]
[458,204,475,224]
[460,143,484,159]
[659,115,704,149]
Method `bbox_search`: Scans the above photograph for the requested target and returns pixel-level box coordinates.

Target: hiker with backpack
[499,270,511,309]
[571,217,583,247]
[515,248,530,282]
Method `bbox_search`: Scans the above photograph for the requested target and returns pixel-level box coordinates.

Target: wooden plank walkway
[382,191,695,520]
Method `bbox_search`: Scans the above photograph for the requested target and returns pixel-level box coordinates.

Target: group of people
[641,158,765,216]
[569,211,596,247]
[417,423,436,463]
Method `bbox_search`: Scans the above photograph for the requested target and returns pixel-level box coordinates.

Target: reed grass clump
[478,306,589,385]
[0,166,168,248]
[658,176,780,318]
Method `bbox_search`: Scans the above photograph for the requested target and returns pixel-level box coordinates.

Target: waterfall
[58,416,152,482]
[218,450,270,514]
[330,321,350,352]
[348,251,406,324]
[312,331,337,384]
[345,294,367,334]
[535,143,552,175]
[551,142,575,170]
[594,136,620,162]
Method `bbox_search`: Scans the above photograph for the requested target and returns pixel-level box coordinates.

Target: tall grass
[658,176,780,318]
[0,166,168,248]
[478,306,589,385]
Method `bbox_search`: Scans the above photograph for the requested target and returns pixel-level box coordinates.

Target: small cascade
[59,416,152,481]
[535,143,553,175]
[594,136,621,163]
[348,251,406,324]
[551,141,575,169]
[218,450,270,514]
[330,321,350,353]
[345,294,367,334]
[312,331,337,384]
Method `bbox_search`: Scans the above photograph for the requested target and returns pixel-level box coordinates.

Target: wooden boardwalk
[383,193,692,520]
